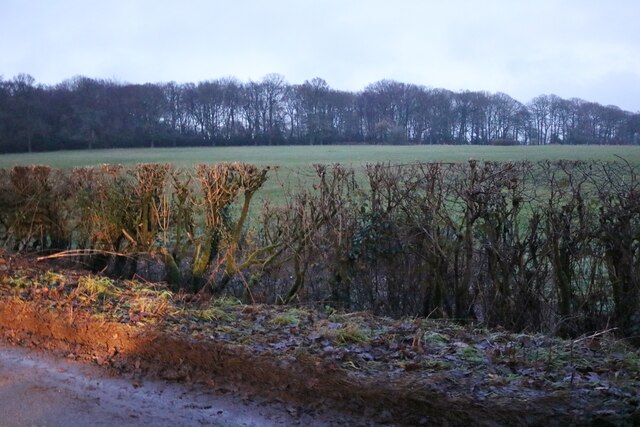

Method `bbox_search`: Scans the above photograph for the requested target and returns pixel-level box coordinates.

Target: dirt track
[0,342,356,427]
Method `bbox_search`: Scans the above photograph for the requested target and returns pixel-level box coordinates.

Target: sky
[1,0,639,112]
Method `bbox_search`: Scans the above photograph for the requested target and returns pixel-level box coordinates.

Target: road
[0,342,351,427]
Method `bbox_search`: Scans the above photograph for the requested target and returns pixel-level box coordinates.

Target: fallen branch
[572,328,619,344]
[36,249,134,261]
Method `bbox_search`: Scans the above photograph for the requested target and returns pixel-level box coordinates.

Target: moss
[162,250,182,289]
[191,237,213,289]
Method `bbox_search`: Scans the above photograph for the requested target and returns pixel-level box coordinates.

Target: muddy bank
[0,342,359,427]
[1,253,639,425]
[0,299,441,425]
[1,298,634,426]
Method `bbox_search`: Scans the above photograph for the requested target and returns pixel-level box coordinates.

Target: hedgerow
[2,160,639,340]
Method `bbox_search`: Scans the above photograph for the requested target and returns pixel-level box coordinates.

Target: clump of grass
[187,296,243,323]
[315,313,372,344]
[129,295,172,317]
[191,303,236,323]
[334,323,370,344]
[124,280,174,301]
[41,271,66,287]
[157,290,174,301]
[76,276,117,301]
[211,296,243,308]
[5,275,32,288]
[423,331,448,345]
[269,308,308,327]
[457,344,485,364]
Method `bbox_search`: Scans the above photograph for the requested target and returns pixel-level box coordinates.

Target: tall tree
[9,74,44,152]
[528,95,552,145]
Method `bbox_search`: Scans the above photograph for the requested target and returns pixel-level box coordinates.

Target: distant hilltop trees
[0,73,638,152]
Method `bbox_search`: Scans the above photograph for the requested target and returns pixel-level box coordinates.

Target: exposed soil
[1,250,640,426]
[0,342,351,426]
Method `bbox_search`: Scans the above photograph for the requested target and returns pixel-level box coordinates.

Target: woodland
[1,73,639,153]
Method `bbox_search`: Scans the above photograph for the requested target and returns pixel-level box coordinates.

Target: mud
[0,299,433,425]
[0,342,371,426]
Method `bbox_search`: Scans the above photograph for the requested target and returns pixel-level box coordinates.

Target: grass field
[3,145,639,207]
[1,144,640,170]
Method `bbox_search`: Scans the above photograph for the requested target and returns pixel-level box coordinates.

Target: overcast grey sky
[1,0,639,111]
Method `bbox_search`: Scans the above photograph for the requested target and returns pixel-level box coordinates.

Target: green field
[1,145,640,169]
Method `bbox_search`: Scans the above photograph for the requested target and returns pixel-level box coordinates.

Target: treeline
[2,161,640,340]
[1,73,639,153]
